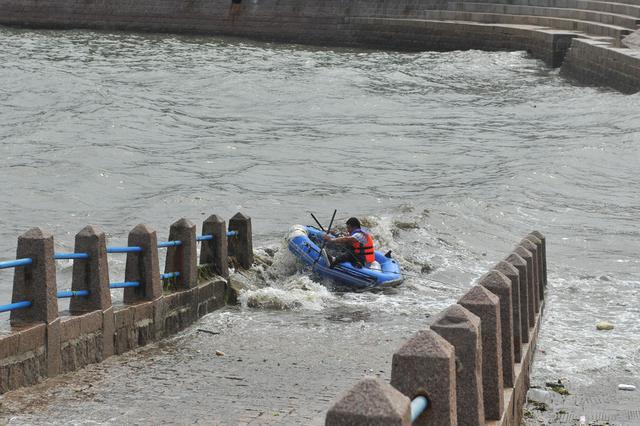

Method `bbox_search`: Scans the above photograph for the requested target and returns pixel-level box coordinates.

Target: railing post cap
[203,214,225,224]
[171,217,195,228]
[493,260,519,278]
[77,224,105,237]
[394,329,454,359]
[231,212,251,221]
[530,230,545,240]
[519,239,536,251]
[513,246,532,260]
[326,377,411,425]
[431,303,481,330]
[505,252,526,266]
[20,227,52,240]
[479,270,511,290]
[458,284,500,307]
[130,223,155,235]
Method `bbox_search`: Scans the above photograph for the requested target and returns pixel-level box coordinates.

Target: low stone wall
[1,0,640,92]
[0,213,253,394]
[560,38,640,94]
[325,231,547,425]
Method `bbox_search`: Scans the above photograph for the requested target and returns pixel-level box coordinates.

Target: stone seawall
[0,213,253,394]
[1,0,639,91]
[326,231,547,425]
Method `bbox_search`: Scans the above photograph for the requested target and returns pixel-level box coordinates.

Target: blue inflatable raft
[287,225,404,289]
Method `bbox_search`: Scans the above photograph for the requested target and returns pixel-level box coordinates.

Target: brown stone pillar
[526,234,545,301]
[514,245,537,320]
[480,270,515,388]
[10,227,61,377]
[124,224,161,303]
[325,377,411,425]
[458,286,504,421]
[228,212,253,269]
[391,329,456,426]
[164,218,197,289]
[493,260,522,363]
[431,304,484,426]
[70,225,111,313]
[530,231,547,289]
[200,214,229,279]
[520,239,541,306]
[505,252,531,342]
[10,228,58,325]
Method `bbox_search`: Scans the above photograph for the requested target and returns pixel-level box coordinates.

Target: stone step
[421,10,634,37]
[454,0,640,19]
[448,2,640,28]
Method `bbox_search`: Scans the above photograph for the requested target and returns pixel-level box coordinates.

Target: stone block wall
[0,212,253,394]
[326,231,548,425]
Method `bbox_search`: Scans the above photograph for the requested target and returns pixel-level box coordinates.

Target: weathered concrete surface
[0,307,424,425]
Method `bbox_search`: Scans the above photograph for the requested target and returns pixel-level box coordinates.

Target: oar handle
[312,209,337,270]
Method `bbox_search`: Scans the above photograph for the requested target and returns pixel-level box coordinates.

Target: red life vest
[351,229,375,264]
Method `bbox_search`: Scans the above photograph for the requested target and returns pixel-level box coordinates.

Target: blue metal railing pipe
[157,240,182,248]
[109,281,140,289]
[410,396,428,422]
[227,231,238,237]
[54,252,90,260]
[0,258,33,269]
[56,290,90,298]
[196,235,213,242]
[0,300,32,313]
[160,272,181,280]
[107,246,143,254]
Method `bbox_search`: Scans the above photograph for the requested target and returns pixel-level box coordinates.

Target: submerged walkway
[0,307,421,425]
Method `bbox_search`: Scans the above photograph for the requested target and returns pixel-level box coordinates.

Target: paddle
[311,209,337,270]
[310,213,326,232]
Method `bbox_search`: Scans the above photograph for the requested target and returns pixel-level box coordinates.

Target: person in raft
[322,217,375,268]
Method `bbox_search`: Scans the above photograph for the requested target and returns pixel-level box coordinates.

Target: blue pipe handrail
[0,300,32,313]
[0,258,33,269]
[107,246,142,253]
[56,290,90,298]
[158,240,182,248]
[410,396,428,422]
[54,252,90,260]
[109,281,140,289]
[160,272,180,280]
[196,231,238,242]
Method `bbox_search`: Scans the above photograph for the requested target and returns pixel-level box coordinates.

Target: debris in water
[596,321,614,330]
[618,384,636,391]
[545,380,570,395]
[394,221,420,230]
[420,264,433,273]
[215,350,225,356]
[197,329,220,336]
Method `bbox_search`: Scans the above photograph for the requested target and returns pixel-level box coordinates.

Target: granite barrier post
[10,228,58,325]
[228,212,253,269]
[325,377,412,425]
[526,234,545,300]
[69,225,111,313]
[514,245,537,320]
[391,329,456,425]
[530,231,547,288]
[505,252,531,341]
[68,224,114,358]
[200,214,229,279]
[520,239,542,306]
[493,260,522,363]
[10,227,61,377]
[431,304,484,426]
[164,218,197,289]
[124,224,162,303]
[479,270,515,388]
[458,286,504,421]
